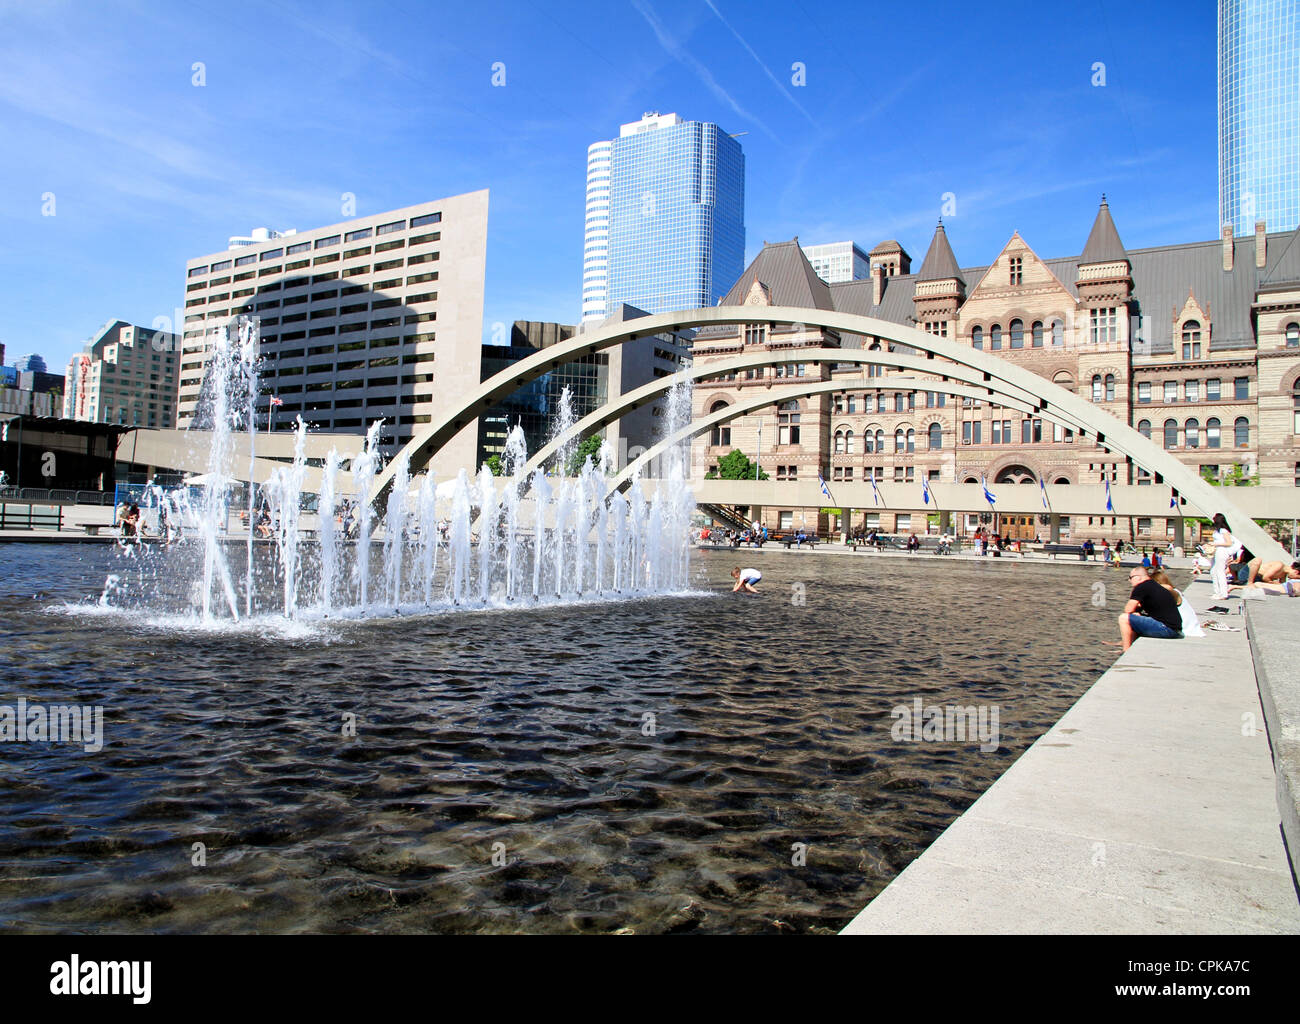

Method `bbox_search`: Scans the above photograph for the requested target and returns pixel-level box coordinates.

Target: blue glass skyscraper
[583,112,744,321]
[1218,0,1300,234]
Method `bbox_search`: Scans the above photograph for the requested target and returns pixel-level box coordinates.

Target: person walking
[1209,512,1235,600]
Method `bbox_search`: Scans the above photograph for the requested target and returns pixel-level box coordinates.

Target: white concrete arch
[607,378,1050,498]
[510,346,1087,486]
[374,305,1289,560]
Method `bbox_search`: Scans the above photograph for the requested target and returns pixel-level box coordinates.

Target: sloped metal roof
[1080,198,1128,264]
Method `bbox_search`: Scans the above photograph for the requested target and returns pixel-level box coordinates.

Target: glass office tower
[1218,0,1300,234]
[583,112,744,321]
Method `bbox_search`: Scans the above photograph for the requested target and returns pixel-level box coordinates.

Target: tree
[704,449,769,480]
[566,434,604,476]
[485,454,504,476]
[1200,463,1257,487]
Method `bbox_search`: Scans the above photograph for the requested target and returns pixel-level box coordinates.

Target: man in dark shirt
[1117,566,1183,651]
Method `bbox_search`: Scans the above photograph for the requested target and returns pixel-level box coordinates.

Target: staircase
[699,503,751,532]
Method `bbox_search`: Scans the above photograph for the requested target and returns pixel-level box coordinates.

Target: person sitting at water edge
[1117,566,1184,650]
[731,566,761,594]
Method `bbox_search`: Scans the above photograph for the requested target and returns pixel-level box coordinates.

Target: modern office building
[582,112,744,322]
[692,202,1300,544]
[478,307,691,469]
[178,191,488,475]
[801,241,870,284]
[62,320,179,428]
[1218,0,1300,235]
[13,353,48,374]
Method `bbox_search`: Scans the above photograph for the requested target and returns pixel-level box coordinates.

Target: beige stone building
[691,201,1300,542]
[177,191,488,475]
[63,320,179,428]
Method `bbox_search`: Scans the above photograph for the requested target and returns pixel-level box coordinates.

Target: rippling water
[0,543,1121,933]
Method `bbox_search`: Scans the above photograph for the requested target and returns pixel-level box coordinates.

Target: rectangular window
[1207,378,1221,401]
[314,235,340,249]
[344,228,372,242]
[234,254,256,267]
[188,266,207,278]
[992,420,1003,444]
[260,248,283,261]
[377,219,405,234]
[1234,377,1249,400]
[1138,381,1150,403]
[1090,307,1117,344]
[410,212,441,227]
[375,239,406,253]
[1009,256,1023,285]
[1164,381,1177,403]
[344,246,372,260]
[1185,380,1199,402]
[313,253,339,265]
[286,241,311,255]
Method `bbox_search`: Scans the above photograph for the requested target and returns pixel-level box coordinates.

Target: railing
[0,487,116,505]
[0,503,65,530]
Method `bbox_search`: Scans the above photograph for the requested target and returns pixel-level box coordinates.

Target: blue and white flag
[869,472,883,507]
[818,473,833,502]
[1039,476,1050,510]
[921,475,932,506]
[1105,478,1114,513]
[1169,488,1178,510]
[981,475,996,508]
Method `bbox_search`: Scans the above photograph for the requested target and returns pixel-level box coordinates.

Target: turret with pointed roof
[912,220,965,325]
[1076,195,1132,306]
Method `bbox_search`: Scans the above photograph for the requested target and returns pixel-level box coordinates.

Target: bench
[1041,543,1089,560]
[76,523,103,536]
[780,536,818,549]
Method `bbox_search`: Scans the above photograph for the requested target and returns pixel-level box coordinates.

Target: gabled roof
[1080,197,1128,264]
[916,221,964,284]
[718,239,834,310]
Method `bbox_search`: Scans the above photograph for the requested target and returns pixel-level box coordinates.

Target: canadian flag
[269,395,283,406]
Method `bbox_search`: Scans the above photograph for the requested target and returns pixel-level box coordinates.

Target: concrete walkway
[842,585,1300,934]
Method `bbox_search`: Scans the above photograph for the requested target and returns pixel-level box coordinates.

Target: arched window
[972,326,983,350]
[1052,370,1074,390]
[709,400,730,447]
[1185,417,1200,448]
[1182,320,1202,359]
[990,324,1003,350]
[874,429,884,453]
[894,428,905,453]
[1286,322,1300,348]
[834,429,845,454]
[864,429,874,453]
[1163,418,1178,448]
[1104,374,1115,402]
[1031,321,1044,347]
[1051,318,1065,347]
[1234,417,1249,448]
[845,430,855,455]
[1207,417,1221,448]
[1010,319,1024,348]
[1092,374,1103,402]
[1138,419,1151,440]
[1294,380,1300,433]
[928,422,942,449]
[906,428,915,452]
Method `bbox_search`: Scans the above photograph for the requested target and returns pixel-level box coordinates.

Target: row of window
[186,216,441,277]
[1134,376,1249,403]
[1139,417,1251,449]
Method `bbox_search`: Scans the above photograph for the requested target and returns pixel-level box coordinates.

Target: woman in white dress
[1209,512,1235,600]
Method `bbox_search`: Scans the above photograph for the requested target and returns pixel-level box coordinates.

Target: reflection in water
[0,545,1118,933]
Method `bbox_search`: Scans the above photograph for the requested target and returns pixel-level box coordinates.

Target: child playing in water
[731,566,761,594]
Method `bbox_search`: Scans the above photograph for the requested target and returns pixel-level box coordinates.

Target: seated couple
[1117,566,1202,651]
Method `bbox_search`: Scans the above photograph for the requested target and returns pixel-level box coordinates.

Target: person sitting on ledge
[1117,566,1184,650]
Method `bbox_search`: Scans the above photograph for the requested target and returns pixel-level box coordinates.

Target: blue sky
[0,0,1220,373]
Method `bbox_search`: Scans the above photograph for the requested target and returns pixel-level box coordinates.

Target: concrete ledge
[1246,598,1300,888]
[842,589,1300,934]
